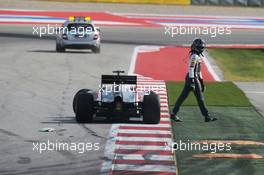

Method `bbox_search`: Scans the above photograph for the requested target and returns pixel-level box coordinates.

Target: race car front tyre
[142,92,160,124]
[56,42,65,52]
[75,92,94,123]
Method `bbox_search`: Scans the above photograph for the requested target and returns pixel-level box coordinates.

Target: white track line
[117,137,172,142]
[118,129,171,134]
[203,55,221,81]
[100,124,119,175]
[112,164,175,172]
[128,46,141,75]
[116,145,168,150]
[115,154,174,161]
[244,91,264,94]
[128,46,164,75]
[129,45,222,82]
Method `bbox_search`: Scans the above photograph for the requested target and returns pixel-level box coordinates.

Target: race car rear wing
[101,75,137,84]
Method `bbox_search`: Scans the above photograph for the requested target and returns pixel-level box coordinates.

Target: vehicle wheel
[75,91,94,123]
[92,46,100,54]
[73,89,91,114]
[56,40,65,52]
[142,92,160,124]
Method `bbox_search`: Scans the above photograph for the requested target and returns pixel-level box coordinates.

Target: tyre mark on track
[57,57,74,127]
[0,128,20,137]
[81,124,107,140]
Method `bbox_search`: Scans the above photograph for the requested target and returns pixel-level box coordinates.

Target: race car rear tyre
[75,92,94,123]
[73,89,91,114]
[56,42,65,52]
[142,92,160,124]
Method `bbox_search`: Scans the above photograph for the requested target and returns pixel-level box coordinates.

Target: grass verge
[208,48,264,81]
[167,81,264,175]
[166,81,251,107]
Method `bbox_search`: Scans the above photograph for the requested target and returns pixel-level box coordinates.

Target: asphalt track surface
[1,24,264,45]
[235,82,264,116]
[0,16,264,175]
[0,28,135,174]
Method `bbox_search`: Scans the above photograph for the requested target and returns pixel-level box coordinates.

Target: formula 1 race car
[56,16,101,53]
[73,71,160,124]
